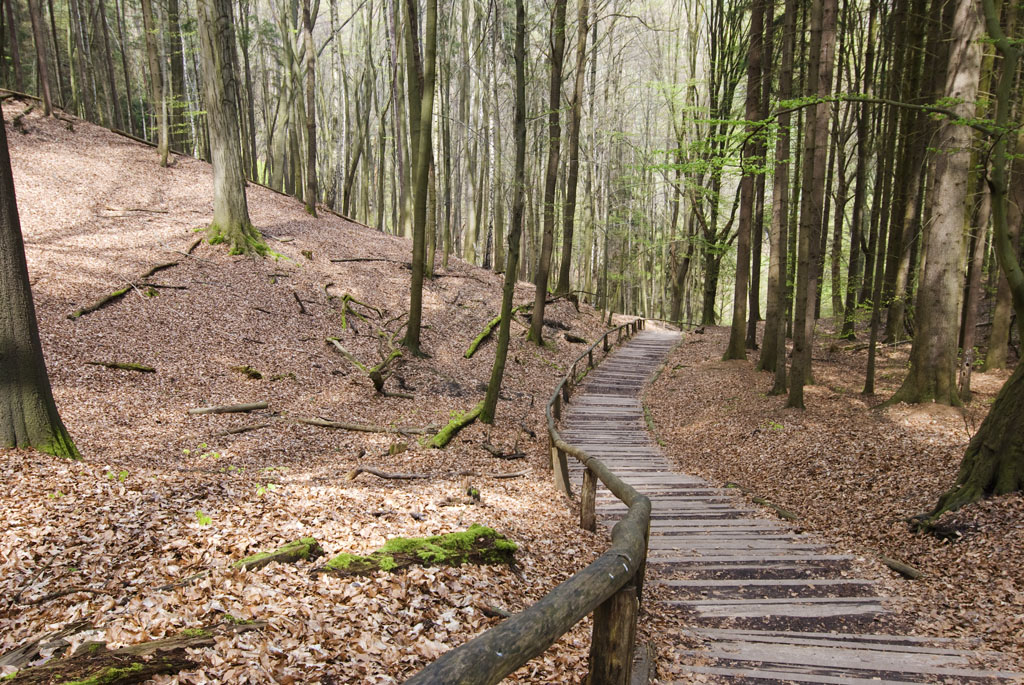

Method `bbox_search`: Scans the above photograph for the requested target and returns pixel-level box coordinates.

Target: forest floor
[647,324,1024,670]
[0,100,629,682]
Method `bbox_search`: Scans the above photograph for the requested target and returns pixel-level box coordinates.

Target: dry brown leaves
[646,323,1024,671]
[1,101,612,682]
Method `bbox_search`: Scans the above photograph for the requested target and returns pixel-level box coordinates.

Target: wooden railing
[408,318,648,685]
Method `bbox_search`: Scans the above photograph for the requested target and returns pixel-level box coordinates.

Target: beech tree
[932,0,1024,514]
[0,102,78,459]
[196,0,264,254]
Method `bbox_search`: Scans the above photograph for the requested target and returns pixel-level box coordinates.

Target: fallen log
[85,361,156,373]
[4,622,264,684]
[316,524,516,576]
[880,555,923,580]
[233,537,325,572]
[293,416,436,435]
[564,332,588,344]
[187,401,269,415]
[430,401,484,448]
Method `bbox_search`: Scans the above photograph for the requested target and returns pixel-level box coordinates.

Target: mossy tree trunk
[196,0,263,254]
[0,103,79,460]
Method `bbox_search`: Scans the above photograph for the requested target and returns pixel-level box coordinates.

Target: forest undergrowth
[647,324,1024,668]
[0,101,620,682]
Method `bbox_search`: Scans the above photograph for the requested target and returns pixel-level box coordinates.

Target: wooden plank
[674,664,922,685]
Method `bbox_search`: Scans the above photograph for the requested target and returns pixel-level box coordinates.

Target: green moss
[180,628,210,638]
[231,365,263,380]
[233,537,324,570]
[324,524,517,573]
[61,662,145,685]
[429,401,484,448]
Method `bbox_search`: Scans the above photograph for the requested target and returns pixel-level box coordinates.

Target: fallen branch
[880,555,923,580]
[430,401,484,448]
[233,537,325,572]
[85,361,156,373]
[481,443,527,460]
[68,259,184,320]
[564,332,588,344]
[330,257,409,266]
[316,524,516,576]
[457,469,529,479]
[725,482,799,521]
[187,401,269,416]
[293,416,437,435]
[464,305,531,358]
[346,466,431,481]
[292,291,307,314]
[209,423,271,438]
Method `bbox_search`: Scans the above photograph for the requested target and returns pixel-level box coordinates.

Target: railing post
[562,382,571,404]
[586,580,638,684]
[552,445,572,497]
[552,394,561,421]
[580,467,597,532]
[603,333,610,352]
[588,349,594,368]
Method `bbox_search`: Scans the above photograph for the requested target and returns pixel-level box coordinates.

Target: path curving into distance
[561,328,1018,683]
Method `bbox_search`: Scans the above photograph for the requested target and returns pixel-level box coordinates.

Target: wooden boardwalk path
[562,329,1019,684]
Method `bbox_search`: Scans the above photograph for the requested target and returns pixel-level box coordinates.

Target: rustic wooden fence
[408,318,649,685]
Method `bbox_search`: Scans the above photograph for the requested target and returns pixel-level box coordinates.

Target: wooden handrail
[408,318,648,685]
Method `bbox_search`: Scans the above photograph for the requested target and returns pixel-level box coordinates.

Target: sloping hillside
[1,100,617,682]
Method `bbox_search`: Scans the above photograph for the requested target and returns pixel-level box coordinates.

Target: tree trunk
[196,0,261,253]
[724,0,765,360]
[96,0,121,128]
[787,0,837,408]
[141,0,168,165]
[3,0,24,92]
[403,0,435,356]
[0,101,79,459]
[887,0,981,406]
[528,0,566,345]
[302,0,317,215]
[555,0,588,295]
[482,0,526,424]
[26,0,52,115]
[166,0,187,150]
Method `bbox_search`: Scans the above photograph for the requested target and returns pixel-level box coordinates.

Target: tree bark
[196,0,262,253]
[141,0,168,165]
[528,0,567,345]
[0,101,79,459]
[26,0,52,115]
[887,0,981,406]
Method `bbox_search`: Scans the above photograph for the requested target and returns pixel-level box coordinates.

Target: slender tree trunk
[166,0,187,150]
[959,182,991,401]
[555,0,588,295]
[26,0,52,115]
[302,0,317,215]
[788,0,837,408]
[482,0,525,424]
[725,0,765,360]
[96,0,121,128]
[141,0,168,165]
[528,0,567,345]
[3,0,24,92]
[46,0,66,109]
[403,0,435,355]
[0,101,78,459]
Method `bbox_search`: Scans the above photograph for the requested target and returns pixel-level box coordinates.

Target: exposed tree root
[85,361,156,373]
[316,524,516,576]
[430,401,484,448]
[187,401,269,415]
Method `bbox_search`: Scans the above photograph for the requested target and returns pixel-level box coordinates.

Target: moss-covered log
[930,361,1024,516]
[464,305,530,358]
[67,262,181,320]
[430,401,484,448]
[233,537,325,571]
[318,524,516,575]
[85,361,156,373]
